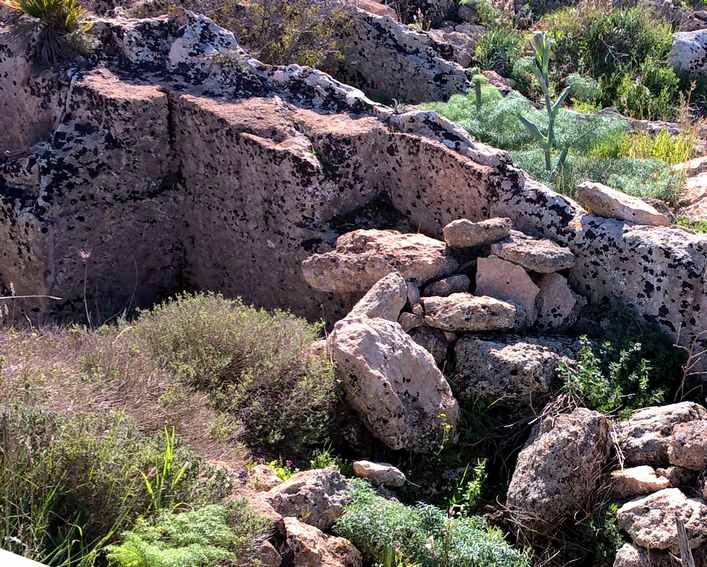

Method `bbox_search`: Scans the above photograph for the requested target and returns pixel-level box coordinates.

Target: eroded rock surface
[421,293,518,332]
[347,272,407,321]
[490,231,576,273]
[611,466,671,499]
[352,460,406,487]
[576,182,670,226]
[475,255,540,325]
[668,419,707,471]
[443,217,512,248]
[284,517,362,567]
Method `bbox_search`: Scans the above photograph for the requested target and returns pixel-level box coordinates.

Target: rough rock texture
[408,325,449,367]
[616,488,707,551]
[668,420,707,471]
[490,231,576,273]
[475,255,540,325]
[453,335,570,408]
[535,272,583,331]
[347,272,407,321]
[284,517,362,567]
[506,408,610,532]
[334,7,470,102]
[443,217,512,248]
[265,468,350,530]
[576,182,670,226]
[613,542,707,567]
[251,464,283,491]
[656,466,697,488]
[611,466,671,499]
[257,541,283,567]
[352,460,406,487]
[422,274,470,297]
[421,293,517,332]
[302,230,458,295]
[399,310,424,332]
[671,29,707,76]
[618,403,707,466]
[328,316,459,452]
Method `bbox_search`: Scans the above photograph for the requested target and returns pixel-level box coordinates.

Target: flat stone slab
[490,231,575,273]
[475,255,539,325]
[576,181,670,226]
[421,292,517,332]
[611,466,671,499]
[443,217,512,248]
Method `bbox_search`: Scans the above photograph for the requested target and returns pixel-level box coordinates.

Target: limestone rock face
[618,402,707,466]
[328,316,459,452]
[490,231,576,273]
[453,336,568,408]
[506,408,610,532]
[576,182,670,226]
[352,461,406,487]
[421,293,517,332]
[616,488,707,551]
[348,272,407,321]
[284,517,362,567]
[302,230,458,295]
[535,272,583,331]
[443,217,512,248]
[475,256,540,325]
[611,466,671,499]
[265,468,350,531]
[408,326,449,367]
[422,275,470,297]
[668,419,707,471]
[671,29,707,76]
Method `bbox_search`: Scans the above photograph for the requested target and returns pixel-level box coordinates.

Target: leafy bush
[133,292,337,456]
[566,73,601,103]
[591,129,696,166]
[615,58,680,120]
[217,0,347,67]
[676,217,707,234]
[335,480,530,567]
[474,28,524,77]
[108,502,270,567]
[447,459,487,517]
[0,407,225,565]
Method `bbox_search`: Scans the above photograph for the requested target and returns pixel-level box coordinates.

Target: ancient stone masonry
[1,9,706,374]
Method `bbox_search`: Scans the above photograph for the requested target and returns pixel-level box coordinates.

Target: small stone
[284,517,362,567]
[398,311,424,332]
[352,461,406,487]
[616,488,707,551]
[407,281,421,306]
[421,292,517,332]
[475,255,539,325]
[490,231,576,273]
[251,464,283,491]
[610,466,671,499]
[668,419,707,471]
[347,272,407,321]
[576,181,670,226]
[422,274,470,297]
[408,326,448,368]
[442,217,512,248]
[535,272,584,331]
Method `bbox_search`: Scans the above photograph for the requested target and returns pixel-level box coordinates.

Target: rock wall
[0,10,705,367]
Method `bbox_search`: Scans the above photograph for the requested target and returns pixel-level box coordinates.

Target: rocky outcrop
[421,293,518,332]
[443,217,512,248]
[284,517,362,567]
[328,316,459,452]
[352,460,406,487]
[576,182,670,226]
[265,468,350,531]
[506,408,610,532]
[671,29,707,77]
[618,403,707,467]
[347,272,407,321]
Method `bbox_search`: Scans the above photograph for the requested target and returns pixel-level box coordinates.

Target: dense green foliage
[335,480,530,567]
[424,83,685,200]
[133,292,338,456]
[0,407,226,566]
[108,503,270,567]
[474,27,524,76]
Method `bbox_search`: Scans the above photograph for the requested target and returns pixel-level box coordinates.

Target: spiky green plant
[516,32,573,177]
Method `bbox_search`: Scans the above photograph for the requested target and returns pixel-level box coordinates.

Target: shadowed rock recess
[1,10,706,370]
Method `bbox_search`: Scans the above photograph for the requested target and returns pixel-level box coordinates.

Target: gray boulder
[671,29,707,77]
[348,272,407,321]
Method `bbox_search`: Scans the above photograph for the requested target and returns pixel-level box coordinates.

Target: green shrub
[474,28,524,77]
[676,217,707,233]
[447,459,487,517]
[566,73,601,103]
[335,480,530,567]
[0,407,225,565]
[592,129,696,166]
[133,292,337,456]
[108,502,270,567]
[615,59,680,120]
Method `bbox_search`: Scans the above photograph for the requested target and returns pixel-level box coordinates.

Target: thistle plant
[516,32,572,177]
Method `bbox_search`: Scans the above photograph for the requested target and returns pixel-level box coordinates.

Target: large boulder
[671,29,707,77]
[618,402,707,467]
[576,182,670,226]
[453,336,570,408]
[265,468,351,531]
[421,293,518,332]
[442,217,512,248]
[616,488,707,551]
[284,517,362,567]
[475,255,540,325]
[490,231,576,273]
[506,408,610,532]
[668,419,707,471]
[302,230,458,295]
[347,272,407,321]
[328,316,460,452]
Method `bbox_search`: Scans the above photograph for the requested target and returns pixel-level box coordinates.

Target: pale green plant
[141,427,191,513]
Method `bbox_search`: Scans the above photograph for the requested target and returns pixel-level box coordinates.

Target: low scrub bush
[474,28,524,77]
[108,502,270,567]
[133,292,337,456]
[0,407,225,565]
[335,480,530,567]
